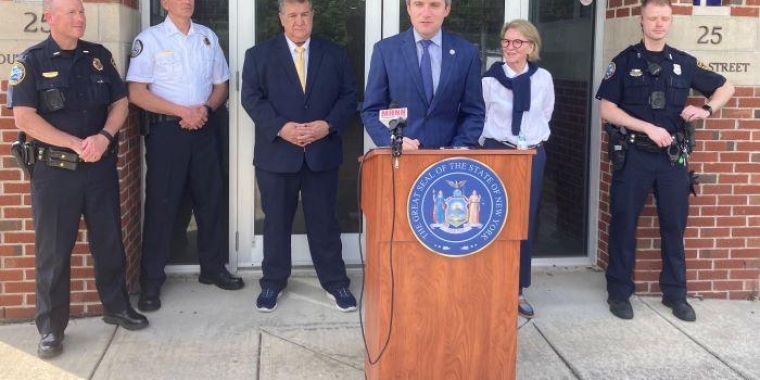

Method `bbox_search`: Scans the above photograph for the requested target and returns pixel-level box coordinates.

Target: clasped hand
[179,105,209,130]
[279,121,329,147]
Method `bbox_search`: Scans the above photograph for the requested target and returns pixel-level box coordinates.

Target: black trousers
[141,121,225,291]
[606,147,690,302]
[255,165,350,292]
[482,140,546,290]
[31,154,129,335]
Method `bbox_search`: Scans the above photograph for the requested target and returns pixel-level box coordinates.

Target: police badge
[130,39,143,58]
[9,62,26,86]
[92,58,104,71]
[604,62,616,80]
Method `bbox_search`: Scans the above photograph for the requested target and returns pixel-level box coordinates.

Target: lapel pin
[449,49,455,55]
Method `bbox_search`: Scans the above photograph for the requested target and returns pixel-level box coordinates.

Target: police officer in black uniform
[7,0,148,359]
[596,0,734,322]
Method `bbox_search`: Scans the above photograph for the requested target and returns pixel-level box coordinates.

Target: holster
[604,123,628,171]
[10,132,35,178]
[684,122,696,154]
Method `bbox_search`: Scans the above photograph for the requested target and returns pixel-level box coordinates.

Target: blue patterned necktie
[420,39,434,103]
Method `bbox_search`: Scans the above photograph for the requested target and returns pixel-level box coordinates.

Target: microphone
[379,102,408,158]
[379,101,408,130]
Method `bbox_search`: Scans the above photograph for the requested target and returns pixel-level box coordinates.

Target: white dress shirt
[285,37,311,80]
[126,17,230,107]
[413,29,442,94]
[481,63,555,146]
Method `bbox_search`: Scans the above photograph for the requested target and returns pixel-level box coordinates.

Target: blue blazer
[361,28,485,149]
[241,34,357,173]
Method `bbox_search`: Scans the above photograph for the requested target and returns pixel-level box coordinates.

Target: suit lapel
[401,29,429,107]
[276,34,303,94]
[304,38,323,100]
[430,32,455,114]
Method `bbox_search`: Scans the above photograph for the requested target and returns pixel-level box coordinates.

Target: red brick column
[598,1,760,300]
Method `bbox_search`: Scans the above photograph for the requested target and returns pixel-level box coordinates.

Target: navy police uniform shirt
[8,36,127,139]
[596,42,725,133]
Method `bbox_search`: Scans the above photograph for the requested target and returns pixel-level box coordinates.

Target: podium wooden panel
[360,149,533,380]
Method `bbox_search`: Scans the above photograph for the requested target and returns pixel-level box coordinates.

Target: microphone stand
[390,119,405,169]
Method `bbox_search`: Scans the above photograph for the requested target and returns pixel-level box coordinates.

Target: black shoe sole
[103,316,150,331]
[38,345,63,359]
[137,301,161,312]
[608,300,634,320]
[661,300,696,322]
[518,310,535,319]
[198,277,245,290]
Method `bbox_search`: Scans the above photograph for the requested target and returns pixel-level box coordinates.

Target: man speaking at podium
[361,0,485,150]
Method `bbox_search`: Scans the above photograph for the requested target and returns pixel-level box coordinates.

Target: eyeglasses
[500,39,530,49]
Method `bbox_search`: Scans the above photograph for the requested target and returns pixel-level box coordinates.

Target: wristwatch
[701,104,713,116]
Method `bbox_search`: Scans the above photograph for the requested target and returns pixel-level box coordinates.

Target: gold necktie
[295,46,306,92]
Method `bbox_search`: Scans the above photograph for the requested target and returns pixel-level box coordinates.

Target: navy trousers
[141,121,225,292]
[255,165,350,292]
[482,140,546,290]
[32,154,129,335]
[606,146,690,302]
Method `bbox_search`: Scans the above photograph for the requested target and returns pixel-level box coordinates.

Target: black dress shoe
[662,299,696,322]
[138,289,161,312]
[38,331,64,359]
[199,269,245,290]
[518,295,535,319]
[103,307,149,331]
[608,297,634,320]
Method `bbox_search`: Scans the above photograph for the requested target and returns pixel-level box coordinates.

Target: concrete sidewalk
[0,267,757,380]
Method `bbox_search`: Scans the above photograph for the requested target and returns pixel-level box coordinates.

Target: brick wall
[599,1,760,301]
[0,0,139,8]
[606,0,760,19]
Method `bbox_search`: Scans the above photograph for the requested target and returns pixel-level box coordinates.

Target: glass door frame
[226,0,604,270]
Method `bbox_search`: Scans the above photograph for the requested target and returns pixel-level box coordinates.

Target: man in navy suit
[362,0,485,149]
[241,0,358,313]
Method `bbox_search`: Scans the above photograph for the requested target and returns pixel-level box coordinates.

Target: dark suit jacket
[361,28,485,149]
[241,34,357,173]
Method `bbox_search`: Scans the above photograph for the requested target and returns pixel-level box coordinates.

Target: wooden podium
[360,149,533,380]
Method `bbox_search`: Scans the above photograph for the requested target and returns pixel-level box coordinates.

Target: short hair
[43,0,54,12]
[502,19,542,61]
[279,0,313,13]
[406,0,452,6]
[641,0,672,9]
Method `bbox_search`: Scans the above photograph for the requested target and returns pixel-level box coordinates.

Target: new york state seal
[407,158,508,257]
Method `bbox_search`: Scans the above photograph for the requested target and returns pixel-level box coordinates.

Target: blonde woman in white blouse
[480,19,555,319]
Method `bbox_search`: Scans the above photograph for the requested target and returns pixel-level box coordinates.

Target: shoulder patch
[130,39,143,58]
[9,62,26,86]
[604,62,616,80]
[697,60,712,71]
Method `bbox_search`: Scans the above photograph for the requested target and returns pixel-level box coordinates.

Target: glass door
[529,0,595,258]
[235,0,598,267]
